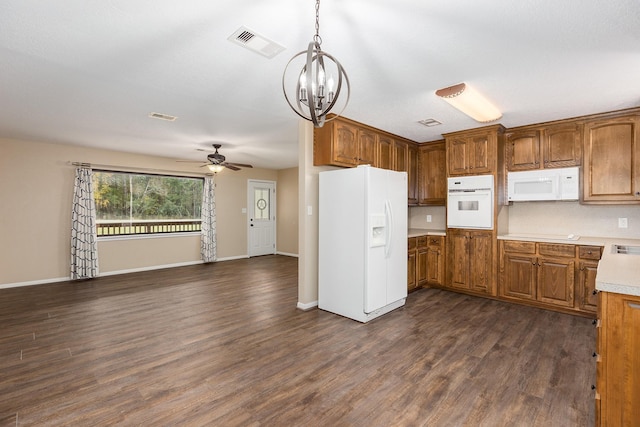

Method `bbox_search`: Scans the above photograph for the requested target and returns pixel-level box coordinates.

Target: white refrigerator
[318,165,408,323]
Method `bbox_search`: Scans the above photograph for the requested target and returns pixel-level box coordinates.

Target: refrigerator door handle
[384,200,393,259]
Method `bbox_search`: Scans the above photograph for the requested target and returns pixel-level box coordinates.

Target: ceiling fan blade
[176,160,207,163]
[221,163,241,171]
[225,162,253,168]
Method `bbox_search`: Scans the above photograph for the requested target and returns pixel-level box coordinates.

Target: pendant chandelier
[282,0,350,128]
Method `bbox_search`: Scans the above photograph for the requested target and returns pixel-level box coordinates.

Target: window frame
[92,169,204,239]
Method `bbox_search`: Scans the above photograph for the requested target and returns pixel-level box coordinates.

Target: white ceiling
[1,1,639,170]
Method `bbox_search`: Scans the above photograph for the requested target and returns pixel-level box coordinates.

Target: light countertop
[498,233,640,296]
[408,228,446,238]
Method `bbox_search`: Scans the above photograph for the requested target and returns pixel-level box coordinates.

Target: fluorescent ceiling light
[435,83,501,123]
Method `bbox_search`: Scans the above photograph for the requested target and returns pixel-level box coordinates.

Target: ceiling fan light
[208,164,225,173]
[435,83,502,123]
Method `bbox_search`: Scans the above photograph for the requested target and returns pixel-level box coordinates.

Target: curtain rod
[69,161,213,177]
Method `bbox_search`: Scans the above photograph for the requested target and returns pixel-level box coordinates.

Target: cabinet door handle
[628,302,640,310]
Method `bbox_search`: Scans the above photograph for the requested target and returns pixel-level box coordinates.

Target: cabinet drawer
[503,240,536,254]
[417,236,428,248]
[427,236,443,248]
[408,237,417,250]
[579,245,603,260]
[538,243,575,258]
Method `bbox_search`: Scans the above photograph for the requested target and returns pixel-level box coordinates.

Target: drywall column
[297,120,336,309]
[297,120,318,308]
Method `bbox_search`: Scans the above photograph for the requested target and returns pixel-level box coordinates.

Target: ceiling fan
[179,144,253,172]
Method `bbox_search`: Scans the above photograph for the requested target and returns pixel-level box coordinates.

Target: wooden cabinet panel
[378,135,393,170]
[447,229,493,295]
[314,116,411,169]
[447,137,468,175]
[407,143,418,205]
[469,135,491,173]
[578,246,601,313]
[578,261,598,312]
[393,140,408,172]
[505,122,582,171]
[358,128,378,166]
[598,292,640,425]
[501,253,537,300]
[469,231,493,293]
[447,231,469,290]
[417,247,428,287]
[408,238,417,292]
[333,121,359,165]
[583,114,640,203]
[538,243,575,258]
[505,130,541,171]
[445,125,503,176]
[543,123,582,168]
[499,240,598,313]
[418,141,446,205]
[426,236,445,286]
[537,257,574,307]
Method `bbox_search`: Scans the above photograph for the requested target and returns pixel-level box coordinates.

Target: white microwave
[507,167,579,202]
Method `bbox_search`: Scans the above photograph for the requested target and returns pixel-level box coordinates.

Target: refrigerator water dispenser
[370,214,386,247]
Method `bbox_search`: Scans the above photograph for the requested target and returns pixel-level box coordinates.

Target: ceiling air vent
[228,26,285,59]
[418,118,442,127]
[149,112,177,122]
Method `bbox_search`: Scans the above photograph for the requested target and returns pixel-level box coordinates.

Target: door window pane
[254,188,270,220]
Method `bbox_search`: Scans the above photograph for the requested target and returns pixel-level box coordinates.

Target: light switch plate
[618,217,628,228]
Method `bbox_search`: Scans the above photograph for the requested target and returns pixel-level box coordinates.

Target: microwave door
[509,176,560,201]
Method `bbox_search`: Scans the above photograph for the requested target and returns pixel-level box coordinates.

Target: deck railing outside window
[97,219,201,237]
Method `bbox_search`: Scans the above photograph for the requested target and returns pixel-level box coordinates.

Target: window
[93,171,203,237]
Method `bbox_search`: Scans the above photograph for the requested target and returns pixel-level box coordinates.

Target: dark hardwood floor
[0,255,595,426]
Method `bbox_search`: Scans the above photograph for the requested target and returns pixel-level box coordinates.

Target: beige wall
[0,137,297,286]
[277,167,299,256]
[507,201,640,239]
[297,121,338,308]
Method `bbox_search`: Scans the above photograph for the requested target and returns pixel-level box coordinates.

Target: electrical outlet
[426,215,432,223]
[618,217,628,228]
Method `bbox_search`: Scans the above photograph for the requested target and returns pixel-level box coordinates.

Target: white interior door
[248,180,276,257]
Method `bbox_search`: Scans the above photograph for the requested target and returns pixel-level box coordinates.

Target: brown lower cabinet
[596,291,640,426]
[447,229,494,295]
[409,235,445,291]
[498,239,601,315]
[407,237,418,292]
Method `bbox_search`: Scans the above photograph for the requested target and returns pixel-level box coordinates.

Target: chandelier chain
[314,0,322,45]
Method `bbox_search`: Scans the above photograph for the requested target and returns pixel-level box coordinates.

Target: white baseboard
[0,276,71,290]
[0,260,205,289]
[99,260,204,277]
[276,251,299,257]
[297,300,318,311]
[214,255,250,262]
[0,254,298,289]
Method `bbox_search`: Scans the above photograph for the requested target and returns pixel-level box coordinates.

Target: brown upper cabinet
[407,143,418,205]
[378,134,393,170]
[418,141,446,205]
[505,122,582,171]
[314,118,377,167]
[583,112,640,203]
[445,125,504,176]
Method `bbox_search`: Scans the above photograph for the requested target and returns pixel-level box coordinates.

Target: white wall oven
[447,175,494,230]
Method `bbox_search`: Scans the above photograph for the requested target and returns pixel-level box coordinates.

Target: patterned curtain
[201,175,217,263]
[70,167,99,279]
